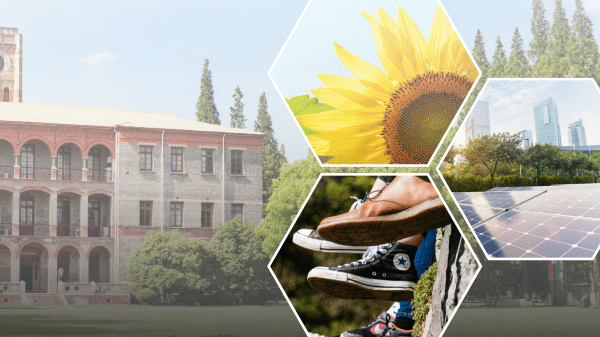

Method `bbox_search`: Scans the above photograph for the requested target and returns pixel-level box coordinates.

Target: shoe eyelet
[387,244,392,248]
[362,261,367,265]
[382,273,386,277]
[376,254,381,258]
[381,249,387,253]
[372,272,376,276]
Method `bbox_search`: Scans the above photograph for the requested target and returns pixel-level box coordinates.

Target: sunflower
[296,5,478,164]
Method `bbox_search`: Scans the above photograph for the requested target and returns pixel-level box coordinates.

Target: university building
[0,27,264,305]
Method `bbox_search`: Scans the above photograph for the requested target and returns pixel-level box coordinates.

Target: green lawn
[445,306,600,337]
[0,304,305,337]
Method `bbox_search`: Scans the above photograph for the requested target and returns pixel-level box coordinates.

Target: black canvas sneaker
[293,229,370,254]
[294,195,371,253]
[307,242,418,301]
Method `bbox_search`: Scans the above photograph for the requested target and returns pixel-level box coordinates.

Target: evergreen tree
[461,30,489,124]
[529,0,550,68]
[568,0,598,79]
[195,59,220,125]
[254,93,287,204]
[488,35,507,78]
[229,85,246,129]
[537,0,571,77]
[505,27,532,78]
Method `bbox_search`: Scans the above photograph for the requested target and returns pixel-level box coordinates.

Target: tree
[444,145,458,165]
[254,92,287,204]
[568,0,598,79]
[488,35,507,78]
[126,230,218,304]
[462,30,489,123]
[536,0,571,77]
[229,85,246,129]
[462,133,523,188]
[556,151,593,182]
[255,153,324,256]
[524,143,561,184]
[505,27,532,77]
[529,0,550,68]
[196,59,220,125]
[208,217,272,293]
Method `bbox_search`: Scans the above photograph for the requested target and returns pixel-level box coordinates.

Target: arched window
[3,88,8,102]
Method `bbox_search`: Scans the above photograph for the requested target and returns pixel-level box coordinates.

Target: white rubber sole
[307,267,415,301]
[292,229,369,254]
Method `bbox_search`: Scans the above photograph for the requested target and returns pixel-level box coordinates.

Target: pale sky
[455,79,600,147]
[4,0,600,162]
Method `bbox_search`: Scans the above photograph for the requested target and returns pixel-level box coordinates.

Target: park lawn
[445,306,600,337]
[0,304,305,337]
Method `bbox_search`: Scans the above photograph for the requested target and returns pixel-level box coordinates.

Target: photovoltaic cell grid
[455,184,600,259]
[456,190,545,227]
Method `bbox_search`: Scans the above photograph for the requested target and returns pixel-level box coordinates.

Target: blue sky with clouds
[455,79,600,146]
[3,0,600,162]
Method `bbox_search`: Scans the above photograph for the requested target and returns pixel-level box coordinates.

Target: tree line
[444,133,600,188]
[195,59,287,204]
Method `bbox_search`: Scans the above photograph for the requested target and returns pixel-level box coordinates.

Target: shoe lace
[348,189,383,211]
[338,243,393,268]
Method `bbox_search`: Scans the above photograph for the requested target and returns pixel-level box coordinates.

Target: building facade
[518,130,534,149]
[534,97,562,146]
[465,100,490,143]
[568,119,587,147]
[0,27,22,103]
[0,103,264,302]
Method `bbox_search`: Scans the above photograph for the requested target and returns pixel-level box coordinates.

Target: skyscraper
[465,100,491,142]
[568,119,587,146]
[518,130,534,149]
[534,97,562,146]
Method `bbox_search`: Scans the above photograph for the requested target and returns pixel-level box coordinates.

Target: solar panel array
[455,184,600,259]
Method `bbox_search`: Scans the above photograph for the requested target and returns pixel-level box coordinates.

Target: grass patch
[412,262,437,337]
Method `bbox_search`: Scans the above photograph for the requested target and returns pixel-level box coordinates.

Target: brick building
[0,27,264,304]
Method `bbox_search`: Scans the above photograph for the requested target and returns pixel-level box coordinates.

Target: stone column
[49,193,57,236]
[13,154,20,179]
[50,157,57,181]
[80,255,89,283]
[11,190,20,236]
[80,194,88,237]
[10,255,19,283]
[81,158,88,182]
[110,197,114,238]
[48,255,57,294]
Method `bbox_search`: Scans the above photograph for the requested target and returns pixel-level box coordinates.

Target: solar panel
[454,183,600,259]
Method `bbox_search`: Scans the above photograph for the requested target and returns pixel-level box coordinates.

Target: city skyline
[464,100,491,143]
[456,80,600,148]
[534,97,562,146]
[568,119,588,147]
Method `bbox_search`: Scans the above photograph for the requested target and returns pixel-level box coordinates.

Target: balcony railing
[0,166,13,179]
[88,169,112,182]
[57,169,83,181]
[20,168,51,180]
[57,225,71,237]
[2,167,110,182]
[19,225,34,235]
[88,226,111,238]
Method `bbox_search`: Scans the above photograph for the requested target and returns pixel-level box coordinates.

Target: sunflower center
[382,71,473,164]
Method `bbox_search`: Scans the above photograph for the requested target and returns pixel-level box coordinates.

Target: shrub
[412,262,438,337]
[442,174,594,192]
[136,288,159,305]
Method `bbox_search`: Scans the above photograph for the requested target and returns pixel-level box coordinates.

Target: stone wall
[422,223,479,337]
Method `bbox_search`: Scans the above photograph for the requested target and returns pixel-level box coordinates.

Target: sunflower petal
[427,5,452,71]
[397,6,427,74]
[361,12,406,85]
[333,42,395,93]
[296,110,380,133]
[318,74,389,102]
[311,88,386,117]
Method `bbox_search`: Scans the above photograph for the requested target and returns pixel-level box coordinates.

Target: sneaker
[307,242,418,301]
[381,327,413,337]
[293,229,370,254]
[340,311,391,337]
[294,194,372,253]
